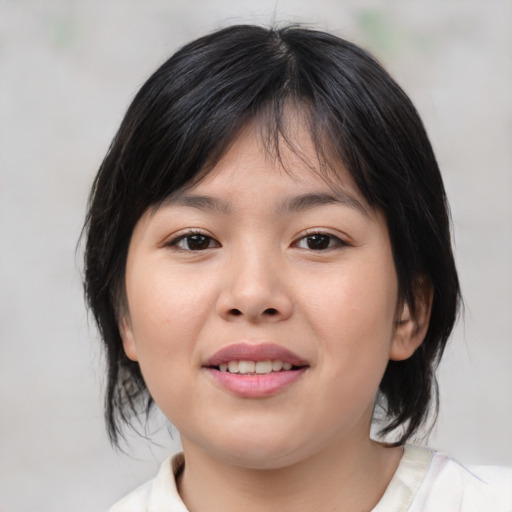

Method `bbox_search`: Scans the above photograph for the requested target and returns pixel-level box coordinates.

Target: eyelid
[292,229,350,250]
[164,229,221,251]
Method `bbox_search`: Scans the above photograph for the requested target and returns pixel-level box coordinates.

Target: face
[120,123,422,469]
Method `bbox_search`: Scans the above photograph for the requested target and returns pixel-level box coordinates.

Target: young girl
[83,24,512,511]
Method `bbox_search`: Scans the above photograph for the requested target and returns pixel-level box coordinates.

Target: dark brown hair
[83,24,461,446]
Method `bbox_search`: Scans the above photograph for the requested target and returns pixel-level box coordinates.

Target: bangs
[84,24,460,446]
[172,99,363,210]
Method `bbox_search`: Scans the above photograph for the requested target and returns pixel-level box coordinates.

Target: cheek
[129,260,211,325]
[303,261,397,370]
[125,272,205,417]
[125,262,216,373]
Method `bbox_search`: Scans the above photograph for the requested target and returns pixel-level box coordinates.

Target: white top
[109,445,512,511]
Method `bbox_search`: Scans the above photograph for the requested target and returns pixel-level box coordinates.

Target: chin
[201,430,316,470]
[221,448,307,471]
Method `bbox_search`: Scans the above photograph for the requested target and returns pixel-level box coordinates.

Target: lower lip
[204,368,308,398]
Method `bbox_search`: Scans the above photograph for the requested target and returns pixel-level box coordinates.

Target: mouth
[214,359,303,374]
[203,342,308,370]
[203,343,309,397]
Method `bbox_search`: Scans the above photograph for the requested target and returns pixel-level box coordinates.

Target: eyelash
[166,230,220,251]
[166,230,347,252]
[293,231,347,251]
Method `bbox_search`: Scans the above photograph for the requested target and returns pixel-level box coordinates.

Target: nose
[216,250,293,323]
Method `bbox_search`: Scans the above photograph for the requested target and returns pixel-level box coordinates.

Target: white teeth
[228,361,239,373]
[218,359,296,374]
[272,360,283,371]
[255,361,273,374]
[238,361,255,374]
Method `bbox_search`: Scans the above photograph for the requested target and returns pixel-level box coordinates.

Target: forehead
[168,120,370,215]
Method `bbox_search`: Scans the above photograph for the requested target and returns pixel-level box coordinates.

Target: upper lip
[203,343,308,367]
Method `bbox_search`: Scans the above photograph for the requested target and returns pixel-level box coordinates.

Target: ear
[390,281,433,361]
[118,316,139,362]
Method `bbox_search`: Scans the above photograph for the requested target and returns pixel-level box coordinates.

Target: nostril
[226,307,281,318]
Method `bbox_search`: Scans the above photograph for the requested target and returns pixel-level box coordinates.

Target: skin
[119,122,431,512]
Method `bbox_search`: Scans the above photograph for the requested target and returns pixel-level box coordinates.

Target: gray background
[1,1,511,510]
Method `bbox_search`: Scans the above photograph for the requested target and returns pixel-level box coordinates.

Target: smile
[203,343,309,397]
[218,360,294,374]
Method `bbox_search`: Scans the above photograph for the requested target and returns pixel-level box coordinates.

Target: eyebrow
[166,191,368,217]
[167,194,233,214]
[279,192,369,217]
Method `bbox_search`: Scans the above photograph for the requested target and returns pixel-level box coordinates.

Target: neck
[177,437,403,512]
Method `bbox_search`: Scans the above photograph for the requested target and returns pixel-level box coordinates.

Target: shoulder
[108,479,153,512]
[375,445,512,512]
[108,454,189,512]
[412,448,512,511]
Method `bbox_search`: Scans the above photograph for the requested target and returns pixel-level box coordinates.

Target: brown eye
[306,234,331,250]
[186,235,211,250]
[172,233,220,251]
[295,233,344,250]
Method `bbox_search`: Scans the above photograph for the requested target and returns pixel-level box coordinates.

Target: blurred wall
[1,1,511,510]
